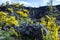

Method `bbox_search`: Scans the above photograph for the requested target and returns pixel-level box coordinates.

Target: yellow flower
[9,16,15,20]
[8,8,13,13]
[47,21,52,27]
[52,17,56,21]
[41,15,59,40]
[13,3,20,8]
[21,13,28,17]
[10,16,19,26]
[23,9,29,13]
[0,11,7,16]
[6,16,19,26]
[16,11,23,15]
[6,18,12,25]
[46,27,51,30]
[10,20,19,26]
[0,11,7,22]
[41,17,46,26]
[16,11,28,17]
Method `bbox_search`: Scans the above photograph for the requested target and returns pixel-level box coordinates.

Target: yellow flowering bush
[0,2,31,40]
[41,15,60,40]
[0,12,19,36]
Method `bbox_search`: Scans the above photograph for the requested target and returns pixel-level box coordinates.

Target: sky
[0,0,60,7]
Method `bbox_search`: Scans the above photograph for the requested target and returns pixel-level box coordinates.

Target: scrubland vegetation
[0,0,60,40]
